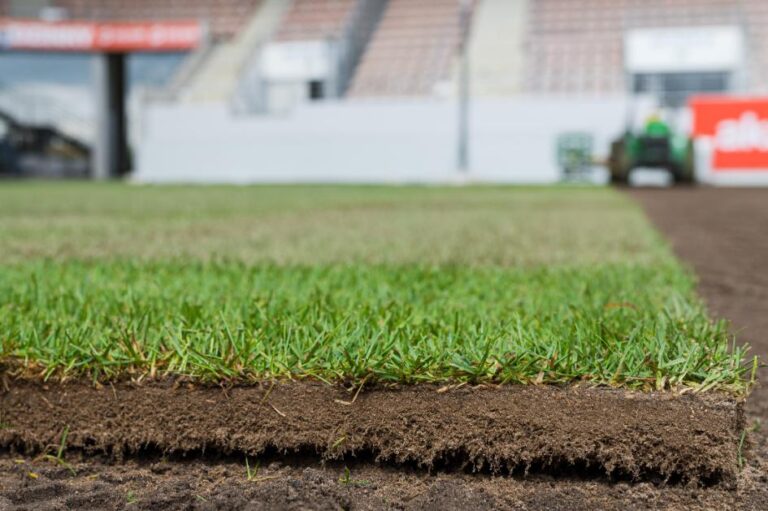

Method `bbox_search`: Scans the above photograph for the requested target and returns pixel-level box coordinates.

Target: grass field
[0,184,751,391]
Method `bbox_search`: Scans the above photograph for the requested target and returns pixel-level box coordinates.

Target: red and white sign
[0,18,203,52]
[691,96,768,171]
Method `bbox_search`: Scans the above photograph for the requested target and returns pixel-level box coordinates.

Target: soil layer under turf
[0,381,743,486]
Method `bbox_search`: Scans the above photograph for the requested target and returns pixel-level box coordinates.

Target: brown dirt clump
[0,380,742,487]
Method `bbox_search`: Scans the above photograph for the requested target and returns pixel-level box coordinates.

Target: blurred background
[1,0,767,186]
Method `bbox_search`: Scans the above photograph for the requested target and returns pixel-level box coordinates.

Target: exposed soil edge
[0,380,744,486]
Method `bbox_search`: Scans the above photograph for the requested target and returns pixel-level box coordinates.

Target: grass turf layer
[0,184,752,391]
[0,184,666,266]
[0,261,748,391]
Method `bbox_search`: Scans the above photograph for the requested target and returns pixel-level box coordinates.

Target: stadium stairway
[180,0,289,104]
[464,0,528,97]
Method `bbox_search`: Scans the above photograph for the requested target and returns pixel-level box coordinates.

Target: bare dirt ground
[631,188,768,508]
[1,187,767,510]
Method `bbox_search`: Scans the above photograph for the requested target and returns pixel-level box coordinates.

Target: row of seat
[524,0,759,94]
[347,0,471,97]
[50,0,264,39]
[274,0,357,42]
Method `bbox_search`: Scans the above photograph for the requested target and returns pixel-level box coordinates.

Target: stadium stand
[524,0,748,94]
[254,0,386,111]
[51,0,264,39]
[5,1,765,102]
[466,0,527,96]
[274,0,357,42]
[524,0,625,94]
[5,1,768,99]
[180,0,286,104]
[744,0,768,93]
[347,0,473,98]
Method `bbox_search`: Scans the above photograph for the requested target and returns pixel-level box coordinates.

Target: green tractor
[608,115,695,184]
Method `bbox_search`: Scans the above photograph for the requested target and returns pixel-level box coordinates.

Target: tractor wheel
[670,140,696,185]
[608,138,631,185]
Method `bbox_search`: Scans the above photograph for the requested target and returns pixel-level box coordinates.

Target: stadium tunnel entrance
[0,17,205,179]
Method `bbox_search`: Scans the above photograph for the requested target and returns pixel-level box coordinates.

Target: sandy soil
[1,187,767,510]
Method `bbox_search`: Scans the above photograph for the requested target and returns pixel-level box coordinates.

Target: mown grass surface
[0,184,752,391]
[0,184,664,266]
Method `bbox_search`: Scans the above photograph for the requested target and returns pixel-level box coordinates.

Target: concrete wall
[135,95,628,183]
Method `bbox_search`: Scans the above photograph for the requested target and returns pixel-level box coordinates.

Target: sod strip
[0,185,668,267]
[0,186,753,487]
[0,262,749,391]
[0,381,743,486]
[0,186,750,391]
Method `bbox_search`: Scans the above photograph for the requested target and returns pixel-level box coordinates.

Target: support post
[93,52,129,179]
[457,0,472,174]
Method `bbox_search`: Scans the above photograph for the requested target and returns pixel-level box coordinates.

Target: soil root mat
[0,381,743,486]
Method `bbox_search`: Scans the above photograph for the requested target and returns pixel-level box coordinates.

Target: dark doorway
[308,80,325,100]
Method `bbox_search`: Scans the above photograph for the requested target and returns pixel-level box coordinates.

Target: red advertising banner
[0,18,203,52]
[690,96,768,171]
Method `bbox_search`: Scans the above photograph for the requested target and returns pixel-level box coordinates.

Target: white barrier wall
[135,96,628,184]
